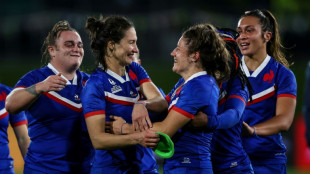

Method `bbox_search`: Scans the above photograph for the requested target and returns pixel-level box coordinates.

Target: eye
[77,43,83,48]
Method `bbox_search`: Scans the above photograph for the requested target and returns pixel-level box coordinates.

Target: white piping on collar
[98,64,129,83]
[47,63,77,85]
[241,55,271,77]
[184,71,207,84]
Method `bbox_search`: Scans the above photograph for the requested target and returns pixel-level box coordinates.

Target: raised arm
[6,73,67,114]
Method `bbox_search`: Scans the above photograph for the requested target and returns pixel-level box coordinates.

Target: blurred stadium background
[1,0,310,173]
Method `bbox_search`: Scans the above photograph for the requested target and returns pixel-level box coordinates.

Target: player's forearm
[6,86,41,114]
[90,132,141,150]
[254,114,294,136]
[144,97,168,113]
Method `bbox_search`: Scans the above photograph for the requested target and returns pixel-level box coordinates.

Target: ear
[264,31,272,42]
[108,41,115,50]
[48,46,55,58]
[191,52,200,62]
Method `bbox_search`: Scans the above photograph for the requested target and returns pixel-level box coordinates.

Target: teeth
[241,43,248,46]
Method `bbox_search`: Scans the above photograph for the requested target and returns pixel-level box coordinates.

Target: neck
[181,67,204,82]
[244,51,267,71]
[50,62,77,80]
[106,57,126,76]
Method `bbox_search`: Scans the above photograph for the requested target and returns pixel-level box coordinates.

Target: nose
[171,48,176,57]
[133,44,139,53]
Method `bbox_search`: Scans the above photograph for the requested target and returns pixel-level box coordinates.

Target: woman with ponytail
[81,15,167,174]
[236,9,297,174]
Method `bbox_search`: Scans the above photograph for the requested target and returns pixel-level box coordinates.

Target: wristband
[121,122,127,135]
[135,101,146,107]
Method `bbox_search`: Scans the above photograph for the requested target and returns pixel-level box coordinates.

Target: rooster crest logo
[263,70,274,83]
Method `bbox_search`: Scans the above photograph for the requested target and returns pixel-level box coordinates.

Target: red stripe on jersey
[247,90,275,106]
[171,106,194,119]
[12,120,28,127]
[85,110,105,118]
[139,79,151,85]
[277,94,296,99]
[105,96,135,106]
[0,111,8,119]
[43,92,82,112]
[218,95,245,106]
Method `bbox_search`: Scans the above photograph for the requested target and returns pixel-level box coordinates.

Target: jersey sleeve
[14,70,41,89]
[9,111,28,127]
[81,76,106,118]
[172,79,218,119]
[214,78,249,129]
[276,66,297,99]
[129,62,151,85]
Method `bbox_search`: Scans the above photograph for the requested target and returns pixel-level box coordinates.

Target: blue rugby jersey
[163,71,218,171]
[0,84,27,171]
[14,63,94,173]
[211,77,252,173]
[241,55,297,165]
[81,62,158,173]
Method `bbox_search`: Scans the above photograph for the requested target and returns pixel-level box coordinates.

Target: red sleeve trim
[85,110,105,118]
[12,120,28,127]
[139,79,152,85]
[171,106,194,119]
[218,95,245,106]
[277,94,296,99]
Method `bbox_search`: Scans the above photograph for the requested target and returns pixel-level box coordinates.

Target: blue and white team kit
[0,84,27,174]
[164,71,219,173]
[14,63,94,173]
[241,55,297,167]
[211,76,253,173]
[81,62,159,174]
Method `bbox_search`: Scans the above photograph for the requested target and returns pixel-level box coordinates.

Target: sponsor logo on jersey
[181,157,191,164]
[230,161,238,168]
[108,78,116,85]
[111,85,122,94]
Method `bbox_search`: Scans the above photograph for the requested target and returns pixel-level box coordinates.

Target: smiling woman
[81,15,167,174]
[5,20,95,173]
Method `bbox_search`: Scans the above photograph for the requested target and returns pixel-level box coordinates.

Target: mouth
[239,42,249,50]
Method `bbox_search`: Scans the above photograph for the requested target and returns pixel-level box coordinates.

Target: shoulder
[184,75,218,94]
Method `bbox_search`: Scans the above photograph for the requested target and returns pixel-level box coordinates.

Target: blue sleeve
[214,98,246,129]
[15,70,40,88]
[207,78,248,129]
[129,62,151,84]
[81,75,106,117]
[276,65,297,97]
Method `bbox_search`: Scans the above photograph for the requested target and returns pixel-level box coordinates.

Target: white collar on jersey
[98,64,130,83]
[47,63,77,85]
[184,71,207,84]
[241,55,271,77]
